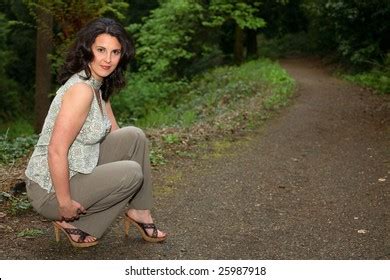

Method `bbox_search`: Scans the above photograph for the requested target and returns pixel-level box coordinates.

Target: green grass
[162,133,181,145]
[344,68,390,94]
[149,147,167,166]
[0,134,38,165]
[132,58,294,128]
[0,118,34,138]
[0,118,37,165]
[180,110,197,128]
[17,228,44,238]
[116,58,295,130]
[134,107,178,128]
[0,192,32,215]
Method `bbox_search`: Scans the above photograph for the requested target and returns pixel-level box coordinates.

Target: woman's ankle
[127,209,152,222]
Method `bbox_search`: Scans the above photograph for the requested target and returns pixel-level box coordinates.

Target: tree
[245,28,258,58]
[304,0,390,67]
[34,1,52,132]
[130,0,266,80]
[122,0,159,25]
[0,0,37,123]
[129,0,205,79]
[0,12,22,122]
[258,0,307,38]
[205,1,266,64]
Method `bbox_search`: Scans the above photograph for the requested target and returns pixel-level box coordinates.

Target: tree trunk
[234,24,244,65]
[34,4,53,133]
[246,29,258,58]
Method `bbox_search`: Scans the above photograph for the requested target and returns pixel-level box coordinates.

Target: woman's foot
[126,209,167,239]
[55,221,97,243]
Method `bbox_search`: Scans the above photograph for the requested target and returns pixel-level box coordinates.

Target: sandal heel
[53,223,61,242]
[52,222,98,248]
[124,217,131,236]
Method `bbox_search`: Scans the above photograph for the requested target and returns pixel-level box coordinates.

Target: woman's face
[89,33,122,81]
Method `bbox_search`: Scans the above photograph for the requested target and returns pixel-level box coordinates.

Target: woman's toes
[159,230,167,238]
[85,235,96,242]
[86,236,95,242]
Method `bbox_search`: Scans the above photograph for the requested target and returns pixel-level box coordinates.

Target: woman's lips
[101,65,111,70]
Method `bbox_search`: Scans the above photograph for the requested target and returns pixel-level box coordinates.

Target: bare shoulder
[63,82,94,105]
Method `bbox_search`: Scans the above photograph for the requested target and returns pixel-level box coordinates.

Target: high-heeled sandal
[124,214,167,243]
[53,222,98,248]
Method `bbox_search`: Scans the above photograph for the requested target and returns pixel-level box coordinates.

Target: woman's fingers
[73,200,86,214]
[78,206,86,214]
[59,200,85,221]
[62,215,78,222]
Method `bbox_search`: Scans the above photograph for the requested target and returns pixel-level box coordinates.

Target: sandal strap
[63,228,88,242]
[137,222,158,238]
[139,223,156,229]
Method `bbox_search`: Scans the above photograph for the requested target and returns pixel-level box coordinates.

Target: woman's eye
[97,48,105,53]
[113,50,122,55]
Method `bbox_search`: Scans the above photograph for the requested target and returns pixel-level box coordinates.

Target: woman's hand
[58,199,86,222]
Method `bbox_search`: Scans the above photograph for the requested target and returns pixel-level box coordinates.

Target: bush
[342,52,390,94]
[344,69,390,95]
[111,71,189,123]
[0,133,38,165]
[0,77,22,121]
[0,118,35,138]
[123,58,295,129]
[304,0,389,67]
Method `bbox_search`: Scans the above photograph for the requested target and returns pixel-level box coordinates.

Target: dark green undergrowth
[0,58,295,166]
[343,67,390,95]
[125,58,295,166]
[258,32,318,59]
[0,191,32,215]
[0,118,35,138]
[0,134,38,165]
[117,58,295,128]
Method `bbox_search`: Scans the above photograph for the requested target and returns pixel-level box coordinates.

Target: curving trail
[150,57,390,259]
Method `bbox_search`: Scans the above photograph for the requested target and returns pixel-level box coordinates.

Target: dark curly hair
[57,18,135,101]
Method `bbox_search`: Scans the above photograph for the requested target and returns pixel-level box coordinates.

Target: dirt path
[1,57,389,259]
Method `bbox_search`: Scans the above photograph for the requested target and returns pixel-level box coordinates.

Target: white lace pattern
[25,71,112,192]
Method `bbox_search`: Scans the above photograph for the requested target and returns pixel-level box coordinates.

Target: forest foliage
[0,0,388,131]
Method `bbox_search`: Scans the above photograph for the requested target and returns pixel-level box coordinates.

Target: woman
[25,18,167,248]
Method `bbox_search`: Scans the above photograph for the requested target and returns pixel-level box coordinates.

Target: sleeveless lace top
[25,71,111,192]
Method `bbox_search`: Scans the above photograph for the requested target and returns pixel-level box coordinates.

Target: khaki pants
[26,126,153,238]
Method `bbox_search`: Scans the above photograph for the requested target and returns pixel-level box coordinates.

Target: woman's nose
[105,53,111,63]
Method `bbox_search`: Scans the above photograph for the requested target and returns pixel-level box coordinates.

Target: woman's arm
[48,83,94,220]
[106,99,120,131]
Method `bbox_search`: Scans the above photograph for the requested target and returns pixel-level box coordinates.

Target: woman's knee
[121,160,143,186]
[121,126,147,142]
